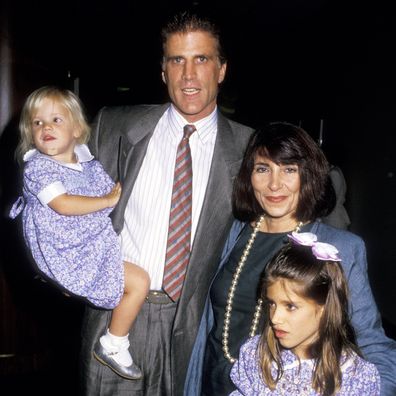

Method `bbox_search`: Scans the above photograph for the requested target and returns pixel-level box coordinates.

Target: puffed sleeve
[24,157,66,205]
[357,360,381,396]
[342,354,381,395]
[230,336,265,396]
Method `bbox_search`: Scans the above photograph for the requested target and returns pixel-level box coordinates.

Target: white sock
[100,329,133,367]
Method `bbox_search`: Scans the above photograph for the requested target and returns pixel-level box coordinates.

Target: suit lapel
[175,113,244,316]
[111,104,169,232]
[191,113,246,240]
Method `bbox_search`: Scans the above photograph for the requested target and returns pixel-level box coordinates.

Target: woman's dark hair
[232,122,335,223]
[258,243,361,395]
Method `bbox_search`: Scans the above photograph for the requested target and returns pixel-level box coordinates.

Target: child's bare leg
[109,262,150,336]
[93,262,149,379]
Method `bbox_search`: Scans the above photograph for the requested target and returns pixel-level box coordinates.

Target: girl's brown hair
[258,244,361,396]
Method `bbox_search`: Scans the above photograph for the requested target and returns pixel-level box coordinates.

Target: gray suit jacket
[81,103,253,395]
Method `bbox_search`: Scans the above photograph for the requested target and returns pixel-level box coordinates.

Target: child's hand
[105,182,122,208]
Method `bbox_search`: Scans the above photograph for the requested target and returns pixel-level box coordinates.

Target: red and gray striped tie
[163,124,196,301]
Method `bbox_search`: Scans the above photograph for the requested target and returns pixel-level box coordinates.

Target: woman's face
[251,154,300,222]
[267,279,323,359]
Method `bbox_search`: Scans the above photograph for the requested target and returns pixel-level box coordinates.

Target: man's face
[162,30,227,123]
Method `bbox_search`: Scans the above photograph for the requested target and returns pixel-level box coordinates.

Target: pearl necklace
[222,216,303,363]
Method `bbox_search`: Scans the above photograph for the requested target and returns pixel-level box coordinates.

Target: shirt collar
[23,144,94,171]
[167,104,218,144]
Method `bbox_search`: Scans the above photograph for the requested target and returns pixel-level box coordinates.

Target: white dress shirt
[120,105,218,289]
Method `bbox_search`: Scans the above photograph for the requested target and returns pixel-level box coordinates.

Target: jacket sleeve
[346,237,396,396]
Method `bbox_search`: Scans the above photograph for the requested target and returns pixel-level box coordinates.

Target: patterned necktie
[163,124,196,301]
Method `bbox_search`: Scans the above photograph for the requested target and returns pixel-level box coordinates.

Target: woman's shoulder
[313,221,364,248]
[311,222,367,267]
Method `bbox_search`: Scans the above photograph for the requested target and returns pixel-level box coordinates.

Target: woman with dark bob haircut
[184,122,396,396]
[232,121,335,223]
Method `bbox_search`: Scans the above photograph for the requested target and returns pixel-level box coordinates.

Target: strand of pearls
[222,215,265,363]
[222,217,303,363]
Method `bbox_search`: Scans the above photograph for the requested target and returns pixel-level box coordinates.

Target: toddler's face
[32,98,81,163]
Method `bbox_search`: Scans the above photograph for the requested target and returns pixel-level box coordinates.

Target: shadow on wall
[312,117,396,335]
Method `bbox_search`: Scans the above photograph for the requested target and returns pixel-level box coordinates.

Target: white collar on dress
[278,349,356,373]
[23,144,94,171]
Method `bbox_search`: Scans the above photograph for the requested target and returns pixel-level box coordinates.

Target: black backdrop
[1,0,395,394]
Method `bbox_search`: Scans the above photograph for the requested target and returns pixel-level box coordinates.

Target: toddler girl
[10,86,149,380]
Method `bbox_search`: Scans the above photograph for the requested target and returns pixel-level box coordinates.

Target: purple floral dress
[10,145,124,309]
[230,335,380,396]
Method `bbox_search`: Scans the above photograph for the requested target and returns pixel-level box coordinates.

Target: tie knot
[183,124,196,140]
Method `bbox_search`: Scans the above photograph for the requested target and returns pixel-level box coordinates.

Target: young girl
[230,232,380,395]
[9,86,150,380]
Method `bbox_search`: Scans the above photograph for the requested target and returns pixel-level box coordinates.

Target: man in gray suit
[80,12,253,395]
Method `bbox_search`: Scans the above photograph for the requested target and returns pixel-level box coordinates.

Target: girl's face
[267,278,323,359]
[31,97,81,163]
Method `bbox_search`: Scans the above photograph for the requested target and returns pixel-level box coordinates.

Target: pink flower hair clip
[288,232,341,262]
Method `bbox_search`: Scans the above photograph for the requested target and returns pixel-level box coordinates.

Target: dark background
[1,0,395,395]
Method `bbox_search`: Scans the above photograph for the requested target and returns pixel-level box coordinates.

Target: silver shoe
[93,340,143,380]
